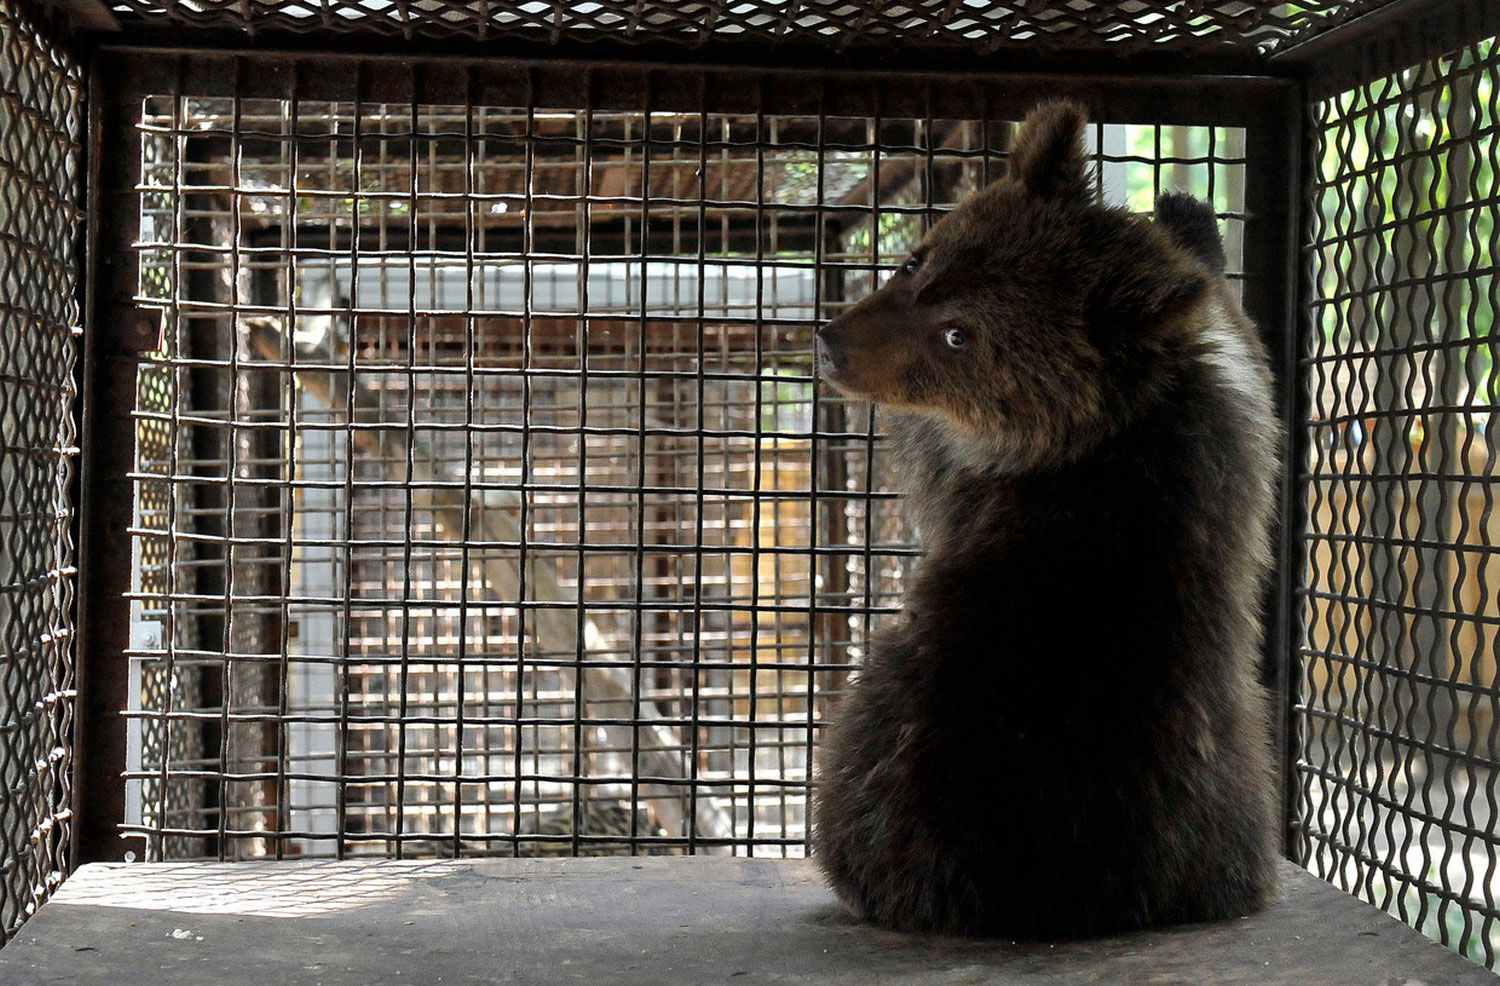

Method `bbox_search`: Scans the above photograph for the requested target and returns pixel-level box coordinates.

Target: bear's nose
[815,321,844,372]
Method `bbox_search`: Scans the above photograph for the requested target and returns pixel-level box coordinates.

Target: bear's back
[815,293,1279,936]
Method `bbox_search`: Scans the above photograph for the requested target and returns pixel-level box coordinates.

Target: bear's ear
[1089,258,1208,341]
[1008,99,1090,201]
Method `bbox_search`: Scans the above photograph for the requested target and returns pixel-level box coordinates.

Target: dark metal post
[72,54,143,865]
[1240,80,1309,860]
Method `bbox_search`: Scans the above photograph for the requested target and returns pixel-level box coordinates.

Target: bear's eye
[944,327,966,350]
[901,254,922,275]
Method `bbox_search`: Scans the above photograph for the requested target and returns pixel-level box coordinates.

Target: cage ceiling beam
[38,0,119,32]
[1270,0,1500,77]
[98,49,1296,129]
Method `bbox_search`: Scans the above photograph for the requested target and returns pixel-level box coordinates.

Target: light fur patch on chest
[1196,302,1265,412]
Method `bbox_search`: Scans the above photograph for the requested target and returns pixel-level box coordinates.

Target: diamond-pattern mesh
[106,0,1396,54]
[0,0,81,946]
[1297,32,1500,972]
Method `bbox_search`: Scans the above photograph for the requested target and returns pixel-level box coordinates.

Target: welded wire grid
[122,64,1244,860]
[1298,33,1500,971]
[105,0,1394,54]
[0,0,81,945]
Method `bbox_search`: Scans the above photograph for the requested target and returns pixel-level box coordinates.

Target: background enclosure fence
[96,57,1256,862]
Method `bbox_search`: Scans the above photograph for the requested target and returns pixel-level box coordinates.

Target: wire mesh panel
[112,57,1246,861]
[104,0,1394,55]
[0,0,81,945]
[1297,31,1500,972]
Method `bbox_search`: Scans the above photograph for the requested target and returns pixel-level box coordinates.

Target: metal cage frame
[0,0,81,943]
[0,0,1495,972]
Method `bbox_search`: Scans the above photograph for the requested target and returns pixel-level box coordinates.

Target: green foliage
[1310,39,1500,404]
[759,369,812,434]
[1117,124,1236,214]
[297,166,406,217]
[843,210,918,262]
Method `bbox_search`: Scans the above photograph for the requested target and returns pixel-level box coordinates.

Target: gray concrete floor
[1,857,1492,984]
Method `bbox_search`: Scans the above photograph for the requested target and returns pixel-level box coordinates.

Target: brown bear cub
[811,100,1278,938]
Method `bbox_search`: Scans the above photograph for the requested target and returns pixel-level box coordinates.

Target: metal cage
[0,0,80,944]
[1,0,1499,975]
[99,0,1374,52]
[1296,8,1500,967]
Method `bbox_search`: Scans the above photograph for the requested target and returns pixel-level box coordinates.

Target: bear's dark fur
[810,100,1279,939]
[1154,190,1229,276]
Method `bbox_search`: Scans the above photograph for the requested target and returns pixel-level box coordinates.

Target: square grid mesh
[0,0,81,944]
[1298,32,1500,971]
[120,62,1244,860]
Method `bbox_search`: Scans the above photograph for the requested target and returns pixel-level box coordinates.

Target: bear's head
[815,100,1210,465]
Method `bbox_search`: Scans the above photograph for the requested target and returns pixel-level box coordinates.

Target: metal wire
[0,0,82,945]
[101,0,1393,55]
[1297,29,1500,973]
[115,57,1245,861]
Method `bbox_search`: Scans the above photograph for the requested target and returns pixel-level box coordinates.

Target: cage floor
[2,857,1489,984]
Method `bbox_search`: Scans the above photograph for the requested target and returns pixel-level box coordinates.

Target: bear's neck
[884,359,1217,570]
